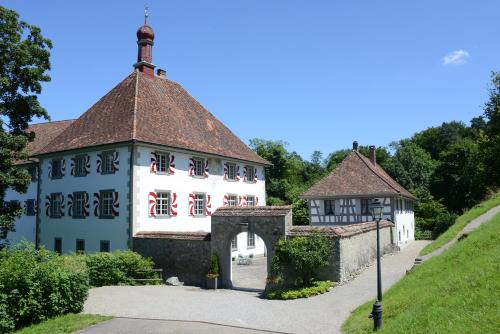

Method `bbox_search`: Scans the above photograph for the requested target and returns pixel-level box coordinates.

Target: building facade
[302,142,416,248]
[5,19,269,257]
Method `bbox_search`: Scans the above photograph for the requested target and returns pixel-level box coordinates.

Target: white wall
[133,145,267,234]
[394,211,415,247]
[230,232,266,257]
[39,146,130,253]
[4,167,37,245]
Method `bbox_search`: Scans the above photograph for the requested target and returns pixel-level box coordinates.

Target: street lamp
[369,198,384,331]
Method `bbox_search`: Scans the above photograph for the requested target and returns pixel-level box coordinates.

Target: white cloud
[442,50,470,65]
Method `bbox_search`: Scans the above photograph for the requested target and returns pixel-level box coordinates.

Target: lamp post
[369,198,384,331]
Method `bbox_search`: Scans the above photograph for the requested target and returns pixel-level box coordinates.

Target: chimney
[352,141,359,151]
[369,145,376,165]
[157,69,166,78]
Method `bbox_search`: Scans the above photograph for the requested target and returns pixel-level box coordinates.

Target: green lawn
[342,212,500,334]
[15,314,111,334]
[420,192,500,256]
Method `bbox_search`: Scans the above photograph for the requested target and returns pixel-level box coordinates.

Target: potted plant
[206,254,219,289]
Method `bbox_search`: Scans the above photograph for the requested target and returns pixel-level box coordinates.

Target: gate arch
[211,206,292,288]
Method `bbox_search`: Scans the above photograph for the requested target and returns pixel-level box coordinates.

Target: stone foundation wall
[133,232,211,286]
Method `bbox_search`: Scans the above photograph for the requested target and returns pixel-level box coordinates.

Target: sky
[4,0,499,160]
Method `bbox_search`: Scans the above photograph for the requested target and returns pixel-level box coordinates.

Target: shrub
[83,250,158,287]
[269,234,332,289]
[267,281,334,300]
[207,254,219,279]
[0,242,89,331]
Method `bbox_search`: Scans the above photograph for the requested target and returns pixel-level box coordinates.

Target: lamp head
[369,198,384,220]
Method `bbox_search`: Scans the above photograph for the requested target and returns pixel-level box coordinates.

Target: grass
[15,314,111,334]
[342,212,500,334]
[266,281,334,300]
[419,192,500,256]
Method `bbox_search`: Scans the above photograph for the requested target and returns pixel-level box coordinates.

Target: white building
[5,19,269,257]
[301,142,416,248]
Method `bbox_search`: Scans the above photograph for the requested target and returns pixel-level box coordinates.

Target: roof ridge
[354,151,402,194]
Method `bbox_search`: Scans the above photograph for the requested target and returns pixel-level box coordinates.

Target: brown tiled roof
[36,71,270,165]
[213,206,292,217]
[134,231,210,241]
[15,120,75,164]
[301,150,416,200]
[287,220,394,238]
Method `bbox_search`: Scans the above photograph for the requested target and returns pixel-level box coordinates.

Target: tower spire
[134,7,155,76]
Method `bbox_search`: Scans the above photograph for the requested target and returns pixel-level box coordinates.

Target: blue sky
[4,1,499,160]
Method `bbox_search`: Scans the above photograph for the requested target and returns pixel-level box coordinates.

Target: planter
[206,276,218,289]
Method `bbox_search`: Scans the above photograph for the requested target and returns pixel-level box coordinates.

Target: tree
[0,6,51,243]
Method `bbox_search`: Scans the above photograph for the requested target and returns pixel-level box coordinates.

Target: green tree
[0,6,51,243]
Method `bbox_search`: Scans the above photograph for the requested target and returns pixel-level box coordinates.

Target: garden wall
[287,221,394,282]
[133,232,211,286]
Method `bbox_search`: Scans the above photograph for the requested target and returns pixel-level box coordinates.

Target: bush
[267,281,334,300]
[269,234,332,289]
[207,254,219,279]
[83,250,158,287]
[0,242,89,332]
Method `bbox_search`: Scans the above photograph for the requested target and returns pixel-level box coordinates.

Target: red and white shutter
[203,160,209,177]
[148,192,157,217]
[188,193,195,216]
[253,167,258,182]
[205,194,212,216]
[223,194,229,207]
[170,192,178,216]
[169,155,176,174]
[236,165,241,181]
[188,159,195,176]
[150,152,157,173]
[255,196,259,206]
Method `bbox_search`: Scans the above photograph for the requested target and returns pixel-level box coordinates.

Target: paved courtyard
[231,255,268,291]
[82,241,428,334]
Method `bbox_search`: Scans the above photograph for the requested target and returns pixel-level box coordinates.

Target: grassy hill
[342,211,500,334]
[420,192,500,256]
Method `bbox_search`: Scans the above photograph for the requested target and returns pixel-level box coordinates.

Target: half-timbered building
[301,142,416,248]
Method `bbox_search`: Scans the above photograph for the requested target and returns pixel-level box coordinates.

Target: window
[51,159,63,179]
[228,195,237,207]
[26,199,36,216]
[100,240,110,252]
[246,166,255,182]
[193,158,204,177]
[76,239,85,253]
[324,200,335,215]
[247,233,255,248]
[194,194,205,215]
[54,238,62,255]
[74,156,87,177]
[27,166,37,182]
[227,163,236,180]
[50,193,63,218]
[156,152,169,173]
[101,151,115,174]
[246,195,255,207]
[100,190,114,218]
[73,192,86,218]
[361,199,370,215]
[231,237,237,251]
[156,192,170,216]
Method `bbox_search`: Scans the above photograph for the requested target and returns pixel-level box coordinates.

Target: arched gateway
[211,206,292,288]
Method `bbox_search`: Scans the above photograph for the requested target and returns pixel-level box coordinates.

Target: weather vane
[144,5,149,24]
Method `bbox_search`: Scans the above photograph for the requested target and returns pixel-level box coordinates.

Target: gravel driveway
[82,241,428,334]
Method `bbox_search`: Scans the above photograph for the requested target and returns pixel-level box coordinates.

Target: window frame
[361,198,371,215]
[246,165,255,183]
[76,239,85,253]
[54,238,62,255]
[192,158,204,177]
[324,199,335,216]
[27,165,37,182]
[246,195,255,207]
[99,190,114,218]
[50,193,63,218]
[74,155,87,177]
[231,236,238,251]
[247,232,255,249]
[73,191,86,219]
[227,163,237,181]
[155,151,170,174]
[26,199,36,216]
[51,159,63,179]
[194,193,205,216]
[101,151,115,175]
[100,240,110,252]
[227,194,237,207]
[155,191,171,217]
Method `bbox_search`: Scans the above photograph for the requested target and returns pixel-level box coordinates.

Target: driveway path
[82,241,428,334]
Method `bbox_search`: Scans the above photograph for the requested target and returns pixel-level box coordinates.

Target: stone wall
[133,232,211,286]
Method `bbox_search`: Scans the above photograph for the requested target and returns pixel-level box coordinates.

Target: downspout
[128,140,136,250]
[34,161,41,249]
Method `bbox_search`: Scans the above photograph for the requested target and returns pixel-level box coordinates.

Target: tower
[134,8,155,76]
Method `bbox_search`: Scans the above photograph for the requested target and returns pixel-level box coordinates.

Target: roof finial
[144,5,149,24]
